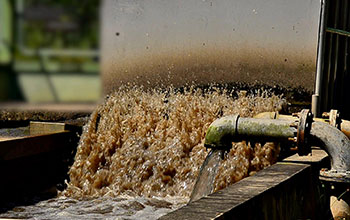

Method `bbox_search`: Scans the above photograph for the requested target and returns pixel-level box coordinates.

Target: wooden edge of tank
[161,148,329,220]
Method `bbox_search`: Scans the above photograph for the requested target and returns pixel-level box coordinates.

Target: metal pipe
[204,115,296,150]
[254,111,350,140]
[311,121,350,172]
[312,0,327,117]
[205,112,350,219]
[205,114,350,173]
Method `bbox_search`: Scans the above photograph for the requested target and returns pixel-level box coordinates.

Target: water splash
[63,86,284,199]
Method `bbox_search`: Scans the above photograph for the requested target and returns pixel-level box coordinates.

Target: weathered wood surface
[0,129,79,201]
[0,131,74,161]
[29,121,66,135]
[161,150,331,220]
[283,148,328,164]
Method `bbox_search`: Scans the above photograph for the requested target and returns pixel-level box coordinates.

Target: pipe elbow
[204,115,239,149]
[311,121,350,172]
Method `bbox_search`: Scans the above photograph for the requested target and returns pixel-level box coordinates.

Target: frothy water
[0,86,284,219]
[0,195,187,219]
[63,86,283,199]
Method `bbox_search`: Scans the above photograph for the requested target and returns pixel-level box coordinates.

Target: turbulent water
[0,86,285,219]
[0,195,187,219]
[63,86,283,199]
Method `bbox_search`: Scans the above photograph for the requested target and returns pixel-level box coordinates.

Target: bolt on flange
[288,109,314,156]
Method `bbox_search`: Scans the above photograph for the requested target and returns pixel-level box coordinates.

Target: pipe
[254,111,350,140]
[204,115,296,149]
[205,115,350,173]
[312,0,327,117]
[311,121,350,172]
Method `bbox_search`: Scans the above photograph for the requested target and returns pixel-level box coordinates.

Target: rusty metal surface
[296,109,313,156]
[101,0,321,93]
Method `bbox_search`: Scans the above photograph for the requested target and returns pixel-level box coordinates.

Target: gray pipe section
[205,115,350,172]
[312,0,327,117]
[310,121,350,172]
[204,115,296,149]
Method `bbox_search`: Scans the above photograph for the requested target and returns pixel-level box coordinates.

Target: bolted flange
[296,109,313,156]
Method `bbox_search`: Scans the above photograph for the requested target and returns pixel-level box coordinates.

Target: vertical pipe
[312,0,327,117]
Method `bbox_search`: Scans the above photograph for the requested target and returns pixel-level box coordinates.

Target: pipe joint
[204,109,350,183]
[204,114,240,150]
[295,109,313,156]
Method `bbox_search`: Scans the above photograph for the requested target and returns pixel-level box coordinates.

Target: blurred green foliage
[23,0,99,50]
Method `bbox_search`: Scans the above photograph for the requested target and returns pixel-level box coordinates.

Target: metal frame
[312,0,350,119]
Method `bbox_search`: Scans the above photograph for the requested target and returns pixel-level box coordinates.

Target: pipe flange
[320,169,350,183]
[297,109,313,156]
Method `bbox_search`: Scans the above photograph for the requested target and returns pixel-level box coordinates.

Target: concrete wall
[101,0,321,94]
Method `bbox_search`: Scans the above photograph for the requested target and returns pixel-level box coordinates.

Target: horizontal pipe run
[253,111,350,139]
[204,115,296,149]
[237,118,295,141]
[205,112,350,174]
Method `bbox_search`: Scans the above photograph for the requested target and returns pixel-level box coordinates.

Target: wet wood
[161,157,330,220]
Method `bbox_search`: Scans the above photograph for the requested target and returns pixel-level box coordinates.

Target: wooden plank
[160,163,312,220]
[283,148,328,164]
[29,121,66,135]
[0,131,74,161]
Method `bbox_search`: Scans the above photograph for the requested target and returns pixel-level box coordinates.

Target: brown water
[63,86,284,199]
[0,86,285,219]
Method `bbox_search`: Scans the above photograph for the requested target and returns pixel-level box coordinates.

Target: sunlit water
[0,86,284,219]
[189,149,224,203]
[0,195,187,219]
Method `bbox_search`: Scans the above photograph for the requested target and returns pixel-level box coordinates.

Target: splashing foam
[63,86,285,199]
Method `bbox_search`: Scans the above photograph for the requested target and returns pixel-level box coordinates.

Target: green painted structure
[0,0,101,103]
